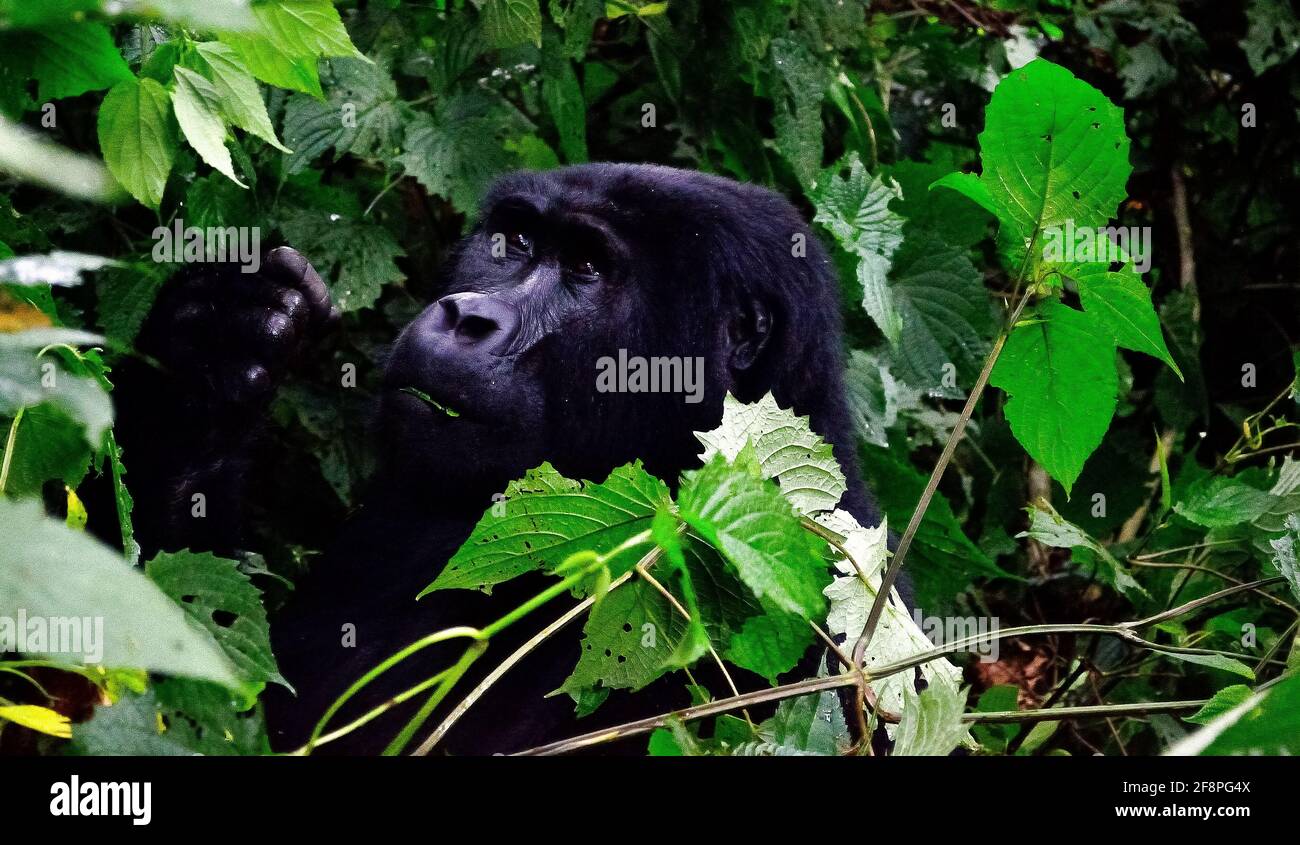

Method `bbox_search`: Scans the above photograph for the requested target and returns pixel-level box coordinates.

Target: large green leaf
[0,499,240,687]
[990,301,1118,495]
[423,462,671,595]
[892,681,970,756]
[560,579,690,699]
[481,0,543,49]
[1168,671,1300,756]
[0,328,113,449]
[938,59,1131,270]
[812,153,904,341]
[818,508,963,722]
[97,77,177,209]
[32,23,131,102]
[677,452,828,619]
[171,66,243,185]
[189,41,290,153]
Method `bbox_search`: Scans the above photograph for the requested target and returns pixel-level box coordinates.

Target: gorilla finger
[234,306,300,358]
[263,247,331,322]
[220,362,273,405]
[269,287,308,323]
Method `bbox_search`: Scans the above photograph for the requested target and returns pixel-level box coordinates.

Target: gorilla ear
[728,297,773,373]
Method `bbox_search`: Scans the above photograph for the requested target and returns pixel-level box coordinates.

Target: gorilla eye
[507,231,532,253]
[570,257,602,279]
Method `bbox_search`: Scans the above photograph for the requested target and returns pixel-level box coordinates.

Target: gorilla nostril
[455,314,499,342]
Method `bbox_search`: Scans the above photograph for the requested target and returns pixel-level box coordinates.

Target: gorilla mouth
[398,386,461,419]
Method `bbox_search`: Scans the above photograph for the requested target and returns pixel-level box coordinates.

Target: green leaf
[283,57,402,171]
[424,462,671,595]
[676,533,809,681]
[770,36,826,189]
[0,404,91,499]
[146,550,284,688]
[0,329,113,449]
[68,690,194,756]
[560,578,690,699]
[97,77,178,209]
[677,453,829,619]
[723,609,813,684]
[481,0,543,49]
[990,301,1118,495]
[1019,502,1148,600]
[1183,684,1252,726]
[0,498,240,687]
[1240,0,1300,75]
[694,392,846,516]
[1061,261,1181,378]
[1167,672,1300,756]
[818,508,964,722]
[1267,514,1300,603]
[220,34,322,98]
[541,31,588,163]
[398,92,531,215]
[756,685,849,756]
[951,59,1131,269]
[883,226,995,394]
[171,65,244,186]
[189,41,290,152]
[32,23,132,102]
[1160,651,1255,681]
[276,198,405,312]
[100,428,140,566]
[893,681,970,756]
[812,153,904,340]
[1173,475,1277,529]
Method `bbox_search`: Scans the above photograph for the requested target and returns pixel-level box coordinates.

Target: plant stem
[514,577,1279,755]
[0,407,25,495]
[852,294,1031,668]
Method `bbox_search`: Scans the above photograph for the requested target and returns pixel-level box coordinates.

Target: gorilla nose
[432,292,520,354]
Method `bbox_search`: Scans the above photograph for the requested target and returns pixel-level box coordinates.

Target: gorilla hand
[140,246,332,411]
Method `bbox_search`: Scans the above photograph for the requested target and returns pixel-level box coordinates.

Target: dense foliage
[1,0,1299,756]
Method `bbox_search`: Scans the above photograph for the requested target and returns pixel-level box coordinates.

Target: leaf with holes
[560,578,690,701]
[146,550,284,689]
[933,59,1131,271]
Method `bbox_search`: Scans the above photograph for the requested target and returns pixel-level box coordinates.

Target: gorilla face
[380,164,846,503]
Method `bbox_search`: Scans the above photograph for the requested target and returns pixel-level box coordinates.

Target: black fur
[118,164,890,755]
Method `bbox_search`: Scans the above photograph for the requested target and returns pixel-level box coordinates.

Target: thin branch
[852,294,1031,668]
[513,578,1282,755]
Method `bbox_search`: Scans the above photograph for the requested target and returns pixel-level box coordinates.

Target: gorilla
[114,163,887,755]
